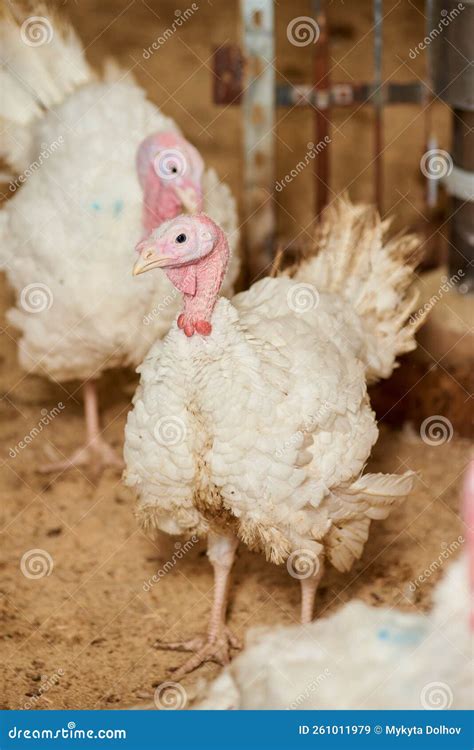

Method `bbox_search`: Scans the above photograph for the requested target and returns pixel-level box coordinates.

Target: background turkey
[0,7,239,475]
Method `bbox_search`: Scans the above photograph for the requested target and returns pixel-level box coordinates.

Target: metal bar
[213,56,428,107]
[276,81,427,107]
[240,0,275,280]
[313,0,330,215]
[277,82,370,108]
[373,0,383,212]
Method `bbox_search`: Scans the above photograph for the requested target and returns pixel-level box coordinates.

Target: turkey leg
[300,559,325,624]
[39,380,123,477]
[155,532,241,679]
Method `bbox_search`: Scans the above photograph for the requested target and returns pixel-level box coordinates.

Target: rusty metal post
[430,0,474,291]
[240,0,275,280]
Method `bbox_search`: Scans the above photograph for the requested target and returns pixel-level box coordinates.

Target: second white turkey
[0,7,240,475]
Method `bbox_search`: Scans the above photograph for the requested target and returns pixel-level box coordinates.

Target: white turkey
[124,198,423,678]
[0,7,239,475]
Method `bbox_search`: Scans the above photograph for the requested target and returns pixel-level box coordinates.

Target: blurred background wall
[55,0,451,245]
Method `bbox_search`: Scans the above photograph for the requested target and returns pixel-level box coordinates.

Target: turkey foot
[39,435,123,478]
[155,626,241,679]
[39,380,123,479]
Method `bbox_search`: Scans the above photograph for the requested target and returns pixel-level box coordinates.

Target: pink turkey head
[136,131,204,235]
[133,214,229,337]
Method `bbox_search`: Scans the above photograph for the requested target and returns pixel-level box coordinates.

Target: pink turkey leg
[39,381,123,478]
[155,532,241,678]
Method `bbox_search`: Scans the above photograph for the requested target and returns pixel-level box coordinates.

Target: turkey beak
[133,244,174,276]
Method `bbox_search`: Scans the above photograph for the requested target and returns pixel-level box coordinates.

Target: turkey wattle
[124,200,423,678]
[0,8,239,476]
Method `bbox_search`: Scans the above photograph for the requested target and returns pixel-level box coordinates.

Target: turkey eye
[176,233,187,244]
[171,166,178,173]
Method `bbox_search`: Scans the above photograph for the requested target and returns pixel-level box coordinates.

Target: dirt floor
[0,0,471,710]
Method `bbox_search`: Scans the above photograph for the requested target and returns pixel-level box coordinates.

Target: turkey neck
[168,228,230,327]
[142,169,182,235]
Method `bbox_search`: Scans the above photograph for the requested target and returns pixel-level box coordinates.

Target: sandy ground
[0,0,470,710]
[0,415,470,709]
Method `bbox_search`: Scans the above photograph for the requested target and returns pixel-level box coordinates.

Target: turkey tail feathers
[292,195,424,382]
[0,3,92,169]
[325,470,417,572]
